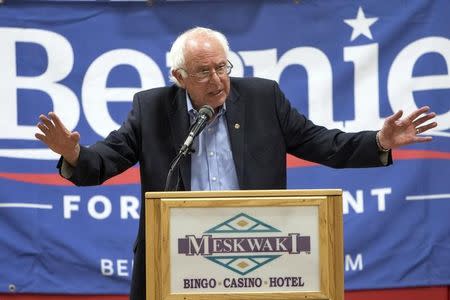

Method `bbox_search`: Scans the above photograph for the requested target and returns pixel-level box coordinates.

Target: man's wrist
[63,144,80,167]
[376,131,390,152]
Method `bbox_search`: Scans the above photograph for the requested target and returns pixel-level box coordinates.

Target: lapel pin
[234,123,240,129]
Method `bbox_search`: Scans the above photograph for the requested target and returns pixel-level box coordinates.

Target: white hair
[167,27,230,86]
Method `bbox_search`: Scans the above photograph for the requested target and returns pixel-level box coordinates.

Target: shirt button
[212,177,217,181]
[207,128,213,133]
[209,151,214,156]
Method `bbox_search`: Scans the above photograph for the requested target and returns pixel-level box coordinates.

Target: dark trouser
[130,239,146,300]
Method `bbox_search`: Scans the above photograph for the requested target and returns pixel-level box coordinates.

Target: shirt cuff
[379,151,389,166]
[60,159,74,178]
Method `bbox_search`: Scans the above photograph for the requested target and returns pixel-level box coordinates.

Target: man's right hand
[35,112,81,167]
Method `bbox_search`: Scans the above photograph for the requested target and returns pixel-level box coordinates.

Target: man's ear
[172,70,186,88]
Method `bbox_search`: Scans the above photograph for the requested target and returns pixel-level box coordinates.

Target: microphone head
[198,105,215,120]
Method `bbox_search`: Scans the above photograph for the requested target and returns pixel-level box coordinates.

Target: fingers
[35,132,47,142]
[36,121,54,146]
[37,112,68,137]
[39,114,55,130]
[386,110,403,125]
[413,111,436,126]
[416,121,438,134]
[36,113,57,146]
[35,132,52,146]
[38,112,67,131]
[37,122,49,134]
[48,112,66,131]
[413,136,433,143]
[406,106,430,122]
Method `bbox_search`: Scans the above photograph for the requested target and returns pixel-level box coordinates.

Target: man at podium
[35,27,437,300]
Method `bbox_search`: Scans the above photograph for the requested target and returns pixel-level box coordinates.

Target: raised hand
[377,106,437,150]
[35,112,81,166]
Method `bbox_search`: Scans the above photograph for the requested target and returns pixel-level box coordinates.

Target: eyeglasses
[179,60,233,83]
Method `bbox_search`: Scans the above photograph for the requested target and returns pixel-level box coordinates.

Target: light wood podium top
[146,189,342,199]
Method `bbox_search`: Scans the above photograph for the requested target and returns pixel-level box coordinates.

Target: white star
[344,6,379,41]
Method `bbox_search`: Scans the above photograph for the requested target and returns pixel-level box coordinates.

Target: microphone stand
[164,145,194,192]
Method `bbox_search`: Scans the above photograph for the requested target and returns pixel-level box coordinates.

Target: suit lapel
[168,89,191,191]
[225,86,245,188]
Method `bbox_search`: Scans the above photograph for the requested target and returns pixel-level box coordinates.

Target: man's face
[174,36,230,110]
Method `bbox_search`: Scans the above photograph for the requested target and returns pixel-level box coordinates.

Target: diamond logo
[205,255,281,275]
[205,213,281,233]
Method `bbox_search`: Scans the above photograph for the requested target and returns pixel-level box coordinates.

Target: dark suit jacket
[63,77,391,299]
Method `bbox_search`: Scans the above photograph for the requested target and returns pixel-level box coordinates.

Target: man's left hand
[377,106,437,150]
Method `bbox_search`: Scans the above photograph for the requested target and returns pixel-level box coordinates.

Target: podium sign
[145,190,343,300]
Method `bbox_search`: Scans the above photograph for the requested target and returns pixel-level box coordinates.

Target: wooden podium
[145,189,343,300]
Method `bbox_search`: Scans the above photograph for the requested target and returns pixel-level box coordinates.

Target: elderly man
[36,27,437,299]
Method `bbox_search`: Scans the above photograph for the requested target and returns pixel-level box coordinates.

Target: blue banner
[0,0,449,294]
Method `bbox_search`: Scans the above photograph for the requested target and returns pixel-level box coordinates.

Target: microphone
[179,104,215,156]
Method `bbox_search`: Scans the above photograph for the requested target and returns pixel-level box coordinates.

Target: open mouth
[210,90,223,96]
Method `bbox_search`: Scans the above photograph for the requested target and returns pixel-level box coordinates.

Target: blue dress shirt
[186,94,239,191]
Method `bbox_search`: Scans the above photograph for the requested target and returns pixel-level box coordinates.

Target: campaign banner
[0,0,449,294]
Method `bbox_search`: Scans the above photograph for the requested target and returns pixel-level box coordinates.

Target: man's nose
[209,70,221,84]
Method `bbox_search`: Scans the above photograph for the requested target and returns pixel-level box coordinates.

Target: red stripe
[286,149,450,168]
[286,154,318,168]
[102,168,140,185]
[0,286,448,300]
[0,150,448,186]
[392,149,450,160]
[0,167,140,186]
